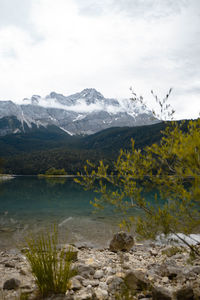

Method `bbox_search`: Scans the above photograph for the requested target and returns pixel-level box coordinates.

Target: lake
[0,176,157,249]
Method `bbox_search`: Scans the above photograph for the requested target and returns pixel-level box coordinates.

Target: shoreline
[0,174,15,181]
[0,241,200,300]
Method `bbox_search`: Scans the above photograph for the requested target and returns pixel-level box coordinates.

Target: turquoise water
[0,176,156,249]
[0,176,123,249]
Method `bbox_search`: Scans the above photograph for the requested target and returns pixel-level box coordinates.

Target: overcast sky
[0,0,199,119]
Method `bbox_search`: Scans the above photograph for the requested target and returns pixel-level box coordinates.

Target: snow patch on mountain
[19,88,151,117]
[0,88,157,136]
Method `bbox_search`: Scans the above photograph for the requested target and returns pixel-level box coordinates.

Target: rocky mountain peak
[79,88,104,102]
[48,92,64,99]
[31,95,41,105]
[0,88,158,136]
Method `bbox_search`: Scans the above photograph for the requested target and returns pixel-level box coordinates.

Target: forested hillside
[1,122,172,174]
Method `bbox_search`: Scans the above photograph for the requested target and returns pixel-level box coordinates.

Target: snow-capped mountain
[0,88,157,136]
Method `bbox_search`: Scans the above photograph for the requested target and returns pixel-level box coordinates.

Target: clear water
[0,176,156,249]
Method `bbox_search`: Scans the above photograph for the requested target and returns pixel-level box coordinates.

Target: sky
[0,0,199,119]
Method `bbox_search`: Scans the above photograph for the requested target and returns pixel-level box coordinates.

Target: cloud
[0,0,199,119]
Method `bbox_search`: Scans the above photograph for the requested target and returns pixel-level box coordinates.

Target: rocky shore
[0,233,200,300]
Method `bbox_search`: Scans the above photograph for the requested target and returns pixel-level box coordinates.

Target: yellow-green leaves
[75,119,200,250]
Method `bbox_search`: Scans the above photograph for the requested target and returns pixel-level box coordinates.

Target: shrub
[25,228,76,297]
[45,168,67,175]
[161,246,183,257]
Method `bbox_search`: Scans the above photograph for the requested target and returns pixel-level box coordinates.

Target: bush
[25,228,76,297]
[45,168,67,175]
[161,246,183,257]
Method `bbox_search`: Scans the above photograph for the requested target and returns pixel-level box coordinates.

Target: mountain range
[0,88,165,175]
[0,88,157,136]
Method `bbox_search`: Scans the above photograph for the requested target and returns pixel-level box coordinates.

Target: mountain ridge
[0,88,158,136]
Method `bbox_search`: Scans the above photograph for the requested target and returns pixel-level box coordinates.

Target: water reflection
[38,176,67,186]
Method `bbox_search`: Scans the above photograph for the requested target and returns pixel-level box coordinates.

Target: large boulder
[109,231,134,252]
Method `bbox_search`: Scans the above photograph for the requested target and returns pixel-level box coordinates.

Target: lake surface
[0,176,157,249]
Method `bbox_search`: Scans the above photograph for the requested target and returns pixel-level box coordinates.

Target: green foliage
[161,246,183,257]
[0,157,4,174]
[25,228,76,297]
[45,167,67,175]
[76,119,200,252]
[115,283,136,300]
[19,293,29,300]
[187,249,198,264]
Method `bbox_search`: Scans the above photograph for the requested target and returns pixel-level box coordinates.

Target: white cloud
[0,0,199,119]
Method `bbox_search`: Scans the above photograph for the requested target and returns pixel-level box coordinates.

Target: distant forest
[0,121,184,175]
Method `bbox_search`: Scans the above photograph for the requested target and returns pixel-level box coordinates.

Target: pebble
[94,270,104,279]
[95,288,108,299]
[3,278,21,290]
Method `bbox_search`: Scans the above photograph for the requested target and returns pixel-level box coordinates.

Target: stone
[152,286,172,300]
[150,249,158,257]
[21,247,29,254]
[106,276,115,285]
[106,266,115,275]
[19,269,27,275]
[95,288,108,299]
[190,266,200,275]
[175,286,194,300]
[99,282,108,290]
[76,264,95,278]
[109,231,134,252]
[65,291,75,300]
[162,277,169,284]
[5,262,15,268]
[94,270,104,279]
[167,266,183,280]
[3,278,21,290]
[69,278,82,290]
[73,275,85,283]
[108,276,123,291]
[193,287,200,299]
[74,288,94,300]
[125,270,150,291]
[85,258,95,265]
[154,263,182,280]
[82,279,99,287]
[116,272,125,278]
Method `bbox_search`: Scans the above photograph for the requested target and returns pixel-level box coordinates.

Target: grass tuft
[25,227,76,298]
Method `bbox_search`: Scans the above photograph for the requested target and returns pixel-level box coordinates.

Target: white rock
[106,267,115,275]
[99,282,108,290]
[94,270,104,279]
[70,278,82,290]
[162,276,169,284]
[95,288,108,299]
